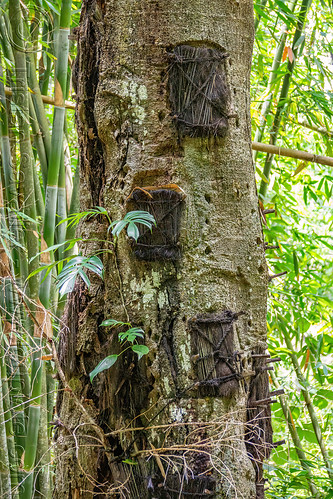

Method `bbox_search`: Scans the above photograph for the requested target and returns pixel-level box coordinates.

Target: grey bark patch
[189,311,242,397]
[168,45,230,137]
[127,186,185,260]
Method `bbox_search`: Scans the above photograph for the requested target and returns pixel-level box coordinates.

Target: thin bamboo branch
[252,141,333,167]
[4,86,75,110]
[289,119,333,137]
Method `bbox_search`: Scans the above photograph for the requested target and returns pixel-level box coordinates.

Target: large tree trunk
[55,1,272,498]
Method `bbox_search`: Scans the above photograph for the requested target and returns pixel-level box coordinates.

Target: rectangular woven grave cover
[168,45,230,137]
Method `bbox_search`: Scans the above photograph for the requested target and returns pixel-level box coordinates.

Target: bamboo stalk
[0,357,12,498]
[41,0,72,309]
[6,339,26,462]
[39,19,53,96]
[8,2,44,498]
[283,331,333,480]
[271,372,319,497]
[0,61,28,281]
[253,0,299,163]
[0,334,19,498]
[34,368,51,498]
[259,0,313,198]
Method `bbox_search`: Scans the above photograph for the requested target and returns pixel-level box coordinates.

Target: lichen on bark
[55,1,270,498]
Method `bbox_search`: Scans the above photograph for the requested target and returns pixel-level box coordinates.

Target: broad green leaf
[100,319,129,327]
[89,355,118,382]
[131,344,149,360]
[127,222,140,241]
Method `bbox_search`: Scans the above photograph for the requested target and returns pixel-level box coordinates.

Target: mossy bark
[55,1,270,498]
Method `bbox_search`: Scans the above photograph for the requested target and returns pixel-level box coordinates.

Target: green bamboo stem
[30,6,40,69]
[33,162,45,221]
[27,61,52,166]
[0,60,28,281]
[64,161,80,258]
[259,0,313,198]
[34,367,51,499]
[271,372,319,497]
[283,331,333,480]
[6,340,26,461]
[0,361,12,498]
[7,0,39,283]
[45,363,55,439]
[16,338,30,423]
[0,180,31,426]
[56,160,80,318]
[29,93,48,191]
[20,329,44,499]
[42,0,71,309]
[0,13,14,63]
[254,0,269,32]
[8,2,44,497]
[0,196,26,463]
[55,150,67,262]
[23,26,52,167]
[253,0,299,163]
[0,334,19,497]
[39,20,52,96]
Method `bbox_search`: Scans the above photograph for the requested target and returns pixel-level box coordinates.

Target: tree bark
[55,1,271,498]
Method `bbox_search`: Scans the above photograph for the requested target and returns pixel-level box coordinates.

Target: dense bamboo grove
[0,0,332,497]
[0,0,77,496]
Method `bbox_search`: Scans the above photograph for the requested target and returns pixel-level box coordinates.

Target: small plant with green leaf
[110,211,156,242]
[89,320,149,382]
[56,255,104,297]
[32,209,156,298]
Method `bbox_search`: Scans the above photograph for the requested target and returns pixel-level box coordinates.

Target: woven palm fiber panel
[189,311,242,398]
[168,44,230,137]
[127,187,185,261]
[245,353,273,499]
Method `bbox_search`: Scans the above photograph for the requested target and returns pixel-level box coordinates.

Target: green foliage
[56,255,104,297]
[253,0,333,496]
[0,0,332,497]
[110,210,156,241]
[89,322,149,382]
[89,355,118,382]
